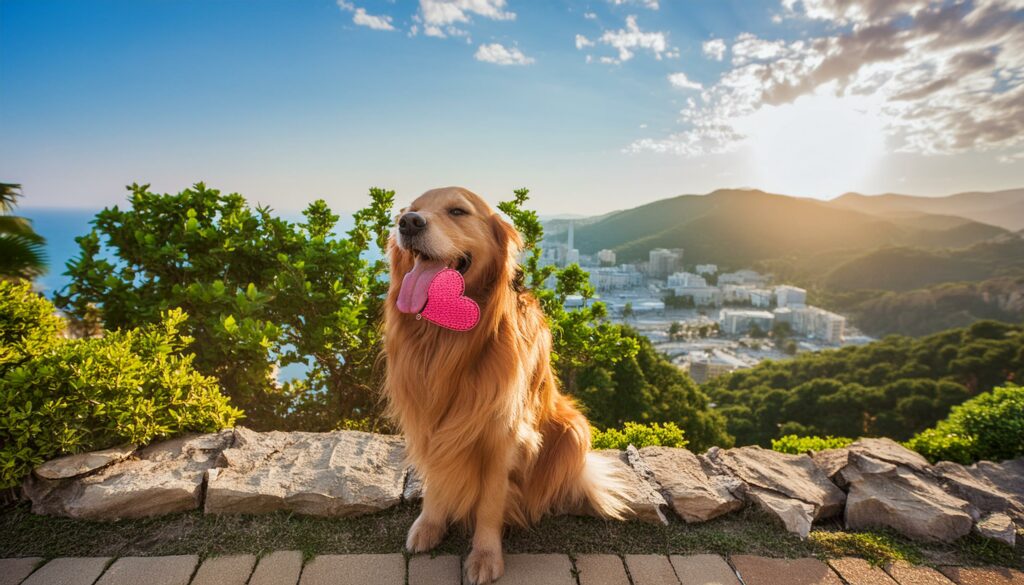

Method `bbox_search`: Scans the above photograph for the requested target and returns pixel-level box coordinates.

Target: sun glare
[737,94,886,199]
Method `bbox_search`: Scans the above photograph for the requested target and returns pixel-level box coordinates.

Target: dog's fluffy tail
[578,450,632,521]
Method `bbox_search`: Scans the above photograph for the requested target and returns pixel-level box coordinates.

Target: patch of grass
[809,527,924,566]
[0,503,1020,571]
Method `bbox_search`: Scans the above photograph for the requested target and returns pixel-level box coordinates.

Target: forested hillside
[569,189,1006,265]
[829,188,1024,231]
[703,320,1024,446]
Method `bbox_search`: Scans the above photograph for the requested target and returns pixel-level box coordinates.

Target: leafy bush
[771,435,854,454]
[906,384,1024,464]
[0,281,64,366]
[0,284,241,488]
[591,422,688,450]
[55,183,393,430]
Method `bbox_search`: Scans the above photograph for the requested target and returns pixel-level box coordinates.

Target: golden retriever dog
[383,187,628,584]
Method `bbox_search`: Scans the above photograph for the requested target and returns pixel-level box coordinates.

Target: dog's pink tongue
[396,257,447,314]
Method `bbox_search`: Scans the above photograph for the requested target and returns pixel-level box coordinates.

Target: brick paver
[190,554,256,585]
[498,554,574,585]
[249,550,304,585]
[939,566,1024,585]
[409,555,461,585]
[730,555,842,585]
[0,558,43,585]
[22,557,112,585]
[828,557,899,585]
[670,554,741,585]
[625,554,680,585]
[299,553,404,585]
[574,554,630,585]
[884,562,956,585]
[95,555,198,585]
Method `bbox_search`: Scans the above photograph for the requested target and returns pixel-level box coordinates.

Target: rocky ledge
[20,428,1023,547]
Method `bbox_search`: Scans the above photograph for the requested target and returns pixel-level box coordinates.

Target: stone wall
[20,428,1023,547]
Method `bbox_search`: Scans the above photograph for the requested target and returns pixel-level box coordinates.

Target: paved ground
[1,554,1021,585]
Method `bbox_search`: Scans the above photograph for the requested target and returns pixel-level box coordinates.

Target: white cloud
[584,11,598,19]
[610,0,660,9]
[336,1,395,31]
[417,0,515,38]
[668,72,702,90]
[474,43,535,65]
[629,0,1024,159]
[702,38,727,61]
[598,15,669,62]
[575,34,595,50]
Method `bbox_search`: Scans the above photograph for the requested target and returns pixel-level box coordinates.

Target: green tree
[0,183,47,280]
[498,190,730,450]
[55,183,393,430]
[622,302,634,321]
[668,321,682,341]
[908,384,1024,464]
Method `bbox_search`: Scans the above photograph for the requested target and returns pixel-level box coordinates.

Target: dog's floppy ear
[490,213,523,288]
[490,213,523,254]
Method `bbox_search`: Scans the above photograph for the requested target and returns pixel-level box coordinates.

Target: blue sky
[2,0,1023,214]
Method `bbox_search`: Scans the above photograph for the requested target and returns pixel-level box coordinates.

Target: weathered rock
[931,460,1023,521]
[966,459,1024,510]
[403,467,423,502]
[637,446,742,523]
[34,444,138,480]
[848,438,930,473]
[974,512,1017,547]
[24,431,232,520]
[204,427,407,517]
[584,449,669,525]
[842,452,973,542]
[711,446,845,519]
[810,448,850,481]
[746,486,817,538]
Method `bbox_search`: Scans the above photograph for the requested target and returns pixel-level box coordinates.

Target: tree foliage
[0,281,239,488]
[705,320,1024,446]
[907,384,1024,464]
[55,183,393,430]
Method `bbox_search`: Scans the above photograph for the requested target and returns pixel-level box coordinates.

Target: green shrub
[771,434,854,454]
[906,384,1024,464]
[0,281,64,366]
[0,296,241,488]
[591,422,688,450]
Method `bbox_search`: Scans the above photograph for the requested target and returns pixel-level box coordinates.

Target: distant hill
[566,189,1007,265]
[829,188,1024,231]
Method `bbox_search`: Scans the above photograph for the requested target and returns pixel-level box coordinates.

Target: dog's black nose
[398,212,427,236]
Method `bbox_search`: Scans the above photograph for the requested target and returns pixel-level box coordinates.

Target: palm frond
[0,233,48,279]
[0,216,43,239]
[0,183,23,214]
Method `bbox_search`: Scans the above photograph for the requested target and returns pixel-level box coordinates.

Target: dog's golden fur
[383,187,628,583]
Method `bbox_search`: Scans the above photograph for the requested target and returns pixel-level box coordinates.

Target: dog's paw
[405,514,446,553]
[465,547,504,584]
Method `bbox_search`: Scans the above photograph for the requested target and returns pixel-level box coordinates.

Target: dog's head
[389,186,521,315]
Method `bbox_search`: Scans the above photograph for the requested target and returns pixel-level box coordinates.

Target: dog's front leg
[406,487,448,553]
[464,445,510,584]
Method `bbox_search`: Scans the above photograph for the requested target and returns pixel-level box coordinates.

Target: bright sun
[736,93,887,199]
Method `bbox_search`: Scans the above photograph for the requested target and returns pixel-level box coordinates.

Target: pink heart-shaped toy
[419,268,480,331]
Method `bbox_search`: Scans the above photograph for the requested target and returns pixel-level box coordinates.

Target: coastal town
[542,223,871,383]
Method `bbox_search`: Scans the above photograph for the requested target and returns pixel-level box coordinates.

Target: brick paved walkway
[1,554,1021,585]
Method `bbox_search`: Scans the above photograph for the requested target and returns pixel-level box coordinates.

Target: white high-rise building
[775,285,807,308]
[696,264,718,275]
[597,249,617,265]
[649,248,683,278]
[719,309,775,335]
[667,271,707,288]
